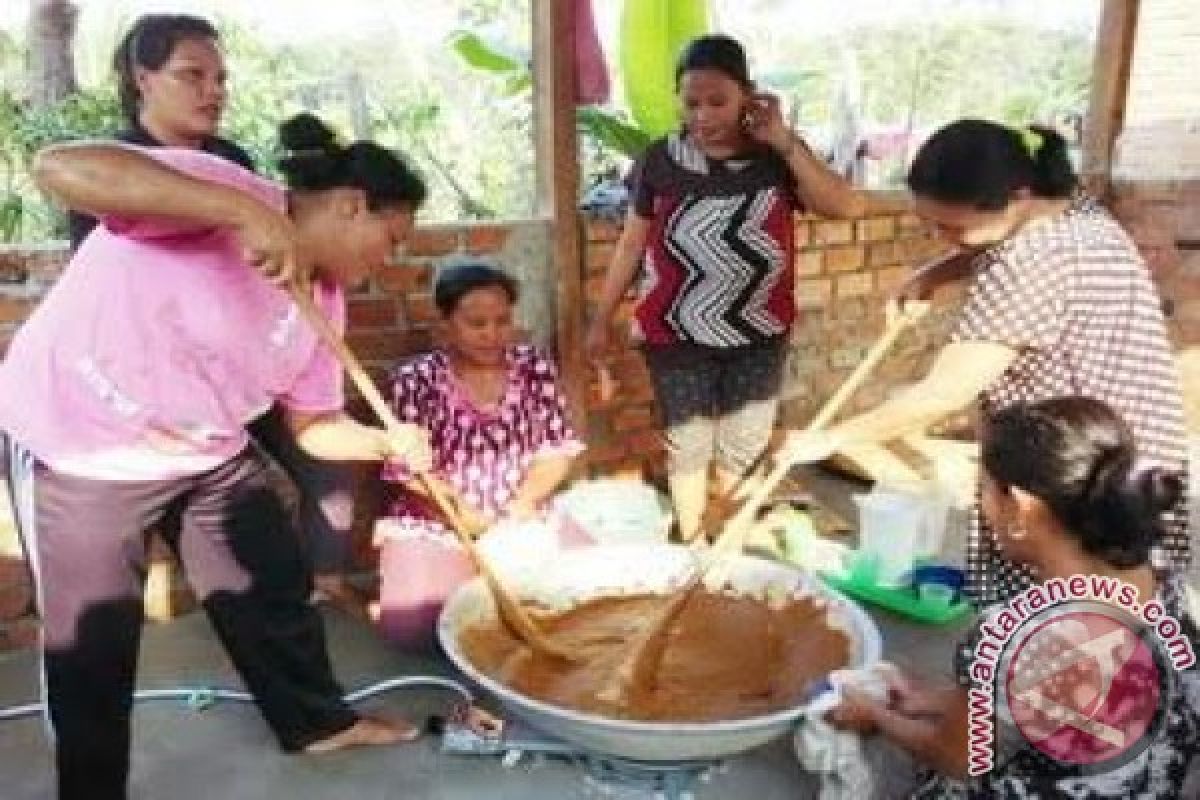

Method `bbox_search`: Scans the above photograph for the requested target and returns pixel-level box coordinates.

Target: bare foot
[303,715,419,754]
[464,706,505,739]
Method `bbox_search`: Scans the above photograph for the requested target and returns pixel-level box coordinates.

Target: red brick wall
[1,196,1195,649]
[1109,180,1200,348]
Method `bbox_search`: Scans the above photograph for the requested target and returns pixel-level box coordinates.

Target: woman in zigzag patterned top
[585,33,866,543]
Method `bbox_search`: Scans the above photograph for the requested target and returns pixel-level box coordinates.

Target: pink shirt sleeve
[279,283,346,414]
[100,146,285,239]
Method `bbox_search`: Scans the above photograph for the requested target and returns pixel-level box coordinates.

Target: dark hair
[907,119,1077,210]
[982,396,1184,569]
[433,261,518,315]
[674,34,751,89]
[278,113,427,212]
[114,14,219,123]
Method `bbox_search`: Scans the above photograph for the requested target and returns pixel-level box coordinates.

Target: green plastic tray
[820,567,973,626]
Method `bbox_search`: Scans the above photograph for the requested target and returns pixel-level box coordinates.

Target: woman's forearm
[873,687,970,779]
[779,134,868,219]
[594,212,651,323]
[910,250,977,298]
[288,411,388,462]
[830,340,1016,449]
[510,453,575,514]
[33,141,256,226]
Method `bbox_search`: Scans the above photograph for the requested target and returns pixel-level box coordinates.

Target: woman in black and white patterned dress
[781,119,1189,608]
[827,398,1199,798]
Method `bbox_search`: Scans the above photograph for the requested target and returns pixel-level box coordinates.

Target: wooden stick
[603,306,924,703]
[288,284,574,660]
[715,306,920,552]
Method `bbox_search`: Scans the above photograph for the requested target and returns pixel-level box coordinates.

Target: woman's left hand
[743,92,793,153]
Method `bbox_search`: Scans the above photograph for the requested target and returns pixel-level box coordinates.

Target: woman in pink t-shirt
[0,114,432,799]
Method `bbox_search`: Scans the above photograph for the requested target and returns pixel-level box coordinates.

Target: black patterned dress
[951,195,1190,607]
[626,132,800,348]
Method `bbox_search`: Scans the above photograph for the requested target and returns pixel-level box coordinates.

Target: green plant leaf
[619,0,711,140]
[447,30,528,77]
[576,107,654,159]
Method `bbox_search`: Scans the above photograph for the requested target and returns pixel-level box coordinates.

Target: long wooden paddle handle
[806,312,913,434]
[288,285,471,538]
[715,310,918,548]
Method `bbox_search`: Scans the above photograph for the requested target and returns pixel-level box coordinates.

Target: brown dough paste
[458,590,850,722]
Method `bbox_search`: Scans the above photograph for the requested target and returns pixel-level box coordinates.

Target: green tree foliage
[0,3,1095,241]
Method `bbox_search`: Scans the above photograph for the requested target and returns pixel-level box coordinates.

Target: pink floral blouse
[380,345,584,534]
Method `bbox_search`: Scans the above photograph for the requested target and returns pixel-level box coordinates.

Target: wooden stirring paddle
[288,284,577,661]
[600,304,928,704]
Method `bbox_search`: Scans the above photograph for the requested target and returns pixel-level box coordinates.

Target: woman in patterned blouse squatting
[372,262,586,649]
[585,34,866,543]
[781,119,1189,609]
[828,397,1199,798]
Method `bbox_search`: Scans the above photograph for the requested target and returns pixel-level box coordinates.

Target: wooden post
[532,0,586,431]
[1082,0,1140,191]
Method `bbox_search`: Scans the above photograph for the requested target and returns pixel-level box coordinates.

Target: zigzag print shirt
[628,133,801,348]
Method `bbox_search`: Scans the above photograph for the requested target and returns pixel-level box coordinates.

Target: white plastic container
[853,488,928,586]
[552,478,672,544]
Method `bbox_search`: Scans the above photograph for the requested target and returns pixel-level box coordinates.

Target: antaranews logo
[965,575,1195,778]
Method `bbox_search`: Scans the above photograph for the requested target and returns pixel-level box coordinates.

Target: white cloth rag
[793,661,898,800]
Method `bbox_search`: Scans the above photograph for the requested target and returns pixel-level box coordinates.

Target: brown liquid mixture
[458,591,851,722]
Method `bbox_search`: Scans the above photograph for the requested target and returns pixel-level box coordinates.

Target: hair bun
[1131,465,1185,516]
[279,112,340,155]
[278,113,345,189]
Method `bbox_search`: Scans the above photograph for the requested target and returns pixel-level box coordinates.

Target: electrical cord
[0,675,475,722]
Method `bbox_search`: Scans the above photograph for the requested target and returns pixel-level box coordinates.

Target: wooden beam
[1082,0,1140,189]
[532,0,587,430]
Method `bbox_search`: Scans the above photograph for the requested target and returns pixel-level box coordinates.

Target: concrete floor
[3,463,1192,799]
[0,600,964,800]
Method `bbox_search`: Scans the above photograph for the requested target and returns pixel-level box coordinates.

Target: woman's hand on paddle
[231,196,302,285]
[377,423,434,473]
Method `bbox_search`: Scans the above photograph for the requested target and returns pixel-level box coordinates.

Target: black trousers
[247,406,356,576]
[2,438,358,800]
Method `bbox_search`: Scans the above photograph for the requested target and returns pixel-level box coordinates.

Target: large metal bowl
[437,543,881,762]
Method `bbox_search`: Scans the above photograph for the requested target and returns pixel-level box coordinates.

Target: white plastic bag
[552,479,672,544]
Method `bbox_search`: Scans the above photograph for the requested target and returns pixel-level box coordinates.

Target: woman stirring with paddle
[68,12,367,617]
[781,119,1189,609]
[0,113,434,799]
